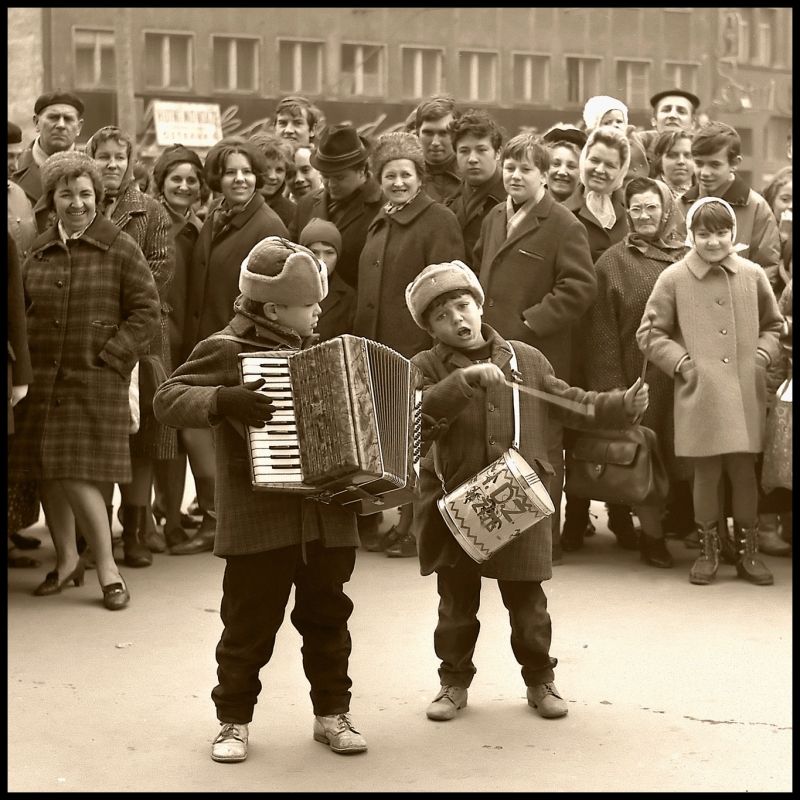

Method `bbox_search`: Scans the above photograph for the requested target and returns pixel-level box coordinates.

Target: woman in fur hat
[353,131,465,557]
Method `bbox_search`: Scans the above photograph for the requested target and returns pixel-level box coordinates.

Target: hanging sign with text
[153,101,222,147]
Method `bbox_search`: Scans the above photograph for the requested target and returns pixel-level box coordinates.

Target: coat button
[723,357,730,363]
[52,359,58,367]
[488,299,495,307]
[56,280,63,288]
[717,299,724,305]
[53,320,60,327]
[55,398,61,406]
[721,329,727,335]
[489,435,496,445]
[488,403,495,412]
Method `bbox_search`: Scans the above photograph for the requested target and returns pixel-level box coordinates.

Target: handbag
[564,316,669,507]
[434,343,555,563]
[565,424,669,506]
[762,378,792,494]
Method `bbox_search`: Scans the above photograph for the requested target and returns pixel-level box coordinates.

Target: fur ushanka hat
[239,236,328,305]
[370,131,426,182]
[405,260,485,329]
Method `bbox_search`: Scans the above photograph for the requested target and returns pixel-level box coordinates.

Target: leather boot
[144,503,167,553]
[779,510,792,544]
[560,495,591,552]
[757,513,792,556]
[688,522,720,585]
[607,504,640,550]
[733,521,774,585]
[121,506,154,567]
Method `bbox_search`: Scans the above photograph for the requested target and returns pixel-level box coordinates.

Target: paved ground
[8,501,792,792]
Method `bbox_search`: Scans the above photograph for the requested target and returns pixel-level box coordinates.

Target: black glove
[216,379,276,428]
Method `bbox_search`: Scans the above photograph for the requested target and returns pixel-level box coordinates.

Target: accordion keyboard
[240,355,305,485]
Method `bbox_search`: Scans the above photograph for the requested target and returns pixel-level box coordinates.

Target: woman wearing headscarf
[148,144,206,550]
[580,177,689,562]
[86,126,177,567]
[582,95,650,186]
[9,151,160,608]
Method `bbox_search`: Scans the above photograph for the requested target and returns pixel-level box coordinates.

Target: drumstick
[503,379,595,417]
[640,312,656,385]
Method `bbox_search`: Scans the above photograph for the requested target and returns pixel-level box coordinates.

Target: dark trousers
[434,551,557,690]
[212,540,357,723]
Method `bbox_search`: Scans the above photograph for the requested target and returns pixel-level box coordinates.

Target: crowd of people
[7,84,792,760]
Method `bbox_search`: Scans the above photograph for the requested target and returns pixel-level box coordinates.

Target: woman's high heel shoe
[33,562,86,596]
[102,578,130,610]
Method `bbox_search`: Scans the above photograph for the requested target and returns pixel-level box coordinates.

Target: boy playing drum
[406,260,649,720]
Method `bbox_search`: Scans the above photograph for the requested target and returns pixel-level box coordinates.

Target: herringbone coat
[108,184,177,459]
[474,191,597,382]
[9,215,160,483]
[153,312,359,557]
[411,326,633,581]
[639,250,783,457]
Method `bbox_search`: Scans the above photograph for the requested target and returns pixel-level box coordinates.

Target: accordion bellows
[238,335,423,514]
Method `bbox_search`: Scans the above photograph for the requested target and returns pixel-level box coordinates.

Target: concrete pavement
[8,503,792,792]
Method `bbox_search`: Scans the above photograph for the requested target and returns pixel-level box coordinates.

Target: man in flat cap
[636,88,701,165]
[11,89,85,232]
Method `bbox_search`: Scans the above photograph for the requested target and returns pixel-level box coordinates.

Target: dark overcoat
[315,269,356,342]
[109,184,177,459]
[153,312,359,557]
[265,190,296,230]
[639,250,783,457]
[446,168,506,269]
[411,326,633,581]
[8,234,33,434]
[11,147,51,233]
[290,179,384,289]
[184,193,288,357]
[9,216,160,483]
[353,191,465,358]
[584,236,689,480]
[474,191,597,382]
[564,186,629,264]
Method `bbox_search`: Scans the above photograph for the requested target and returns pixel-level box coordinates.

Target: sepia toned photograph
[8,8,792,792]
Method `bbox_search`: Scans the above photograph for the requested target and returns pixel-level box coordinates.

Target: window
[74,28,115,89]
[615,60,650,109]
[512,54,550,104]
[458,51,498,103]
[341,44,384,97]
[144,32,193,90]
[754,13,775,66]
[278,40,323,95]
[213,36,259,92]
[664,62,699,96]
[401,47,444,99]
[764,117,792,160]
[566,57,601,104]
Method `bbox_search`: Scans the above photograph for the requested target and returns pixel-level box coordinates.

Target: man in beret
[289,123,382,291]
[11,89,84,232]
[636,88,701,165]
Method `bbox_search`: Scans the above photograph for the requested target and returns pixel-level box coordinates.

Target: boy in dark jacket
[405,260,648,722]
[154,237,367,763]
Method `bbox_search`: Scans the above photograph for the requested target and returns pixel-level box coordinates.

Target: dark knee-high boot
[121,506,153,567]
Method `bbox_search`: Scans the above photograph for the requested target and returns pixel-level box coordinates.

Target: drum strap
[431,344,521,493]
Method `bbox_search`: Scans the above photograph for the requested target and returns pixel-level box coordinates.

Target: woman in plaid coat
[87,126,177,564]
[9,151,160,608]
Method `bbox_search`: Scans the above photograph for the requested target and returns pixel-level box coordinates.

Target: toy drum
[437,448,555,564]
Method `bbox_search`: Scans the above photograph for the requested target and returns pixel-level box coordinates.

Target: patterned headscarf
[625,178,686,252]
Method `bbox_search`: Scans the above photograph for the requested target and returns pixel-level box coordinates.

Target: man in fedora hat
[635,88,701,165]
[290,123,383,291]
[12,89,85,232]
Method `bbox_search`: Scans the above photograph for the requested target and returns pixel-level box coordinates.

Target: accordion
[237,335,423,515]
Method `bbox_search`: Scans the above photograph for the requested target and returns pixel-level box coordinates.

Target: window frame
[662,61,701,96]
[564,54,603,106]
[614,57,652,110]
[276,38,325,96]
[399,45,445,100]
[457,48,500,104]
[210,34,261,94]
[142,29,195,91]
[340,41,386,98]
[72,26,116,90]
[510,51,551,105]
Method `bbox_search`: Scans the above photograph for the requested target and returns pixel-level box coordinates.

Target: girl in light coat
[638,197,783,586]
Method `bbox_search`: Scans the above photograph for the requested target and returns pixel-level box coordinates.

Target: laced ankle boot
[121,506,153,567]
[689,522,720,585]
[733,521,774,585]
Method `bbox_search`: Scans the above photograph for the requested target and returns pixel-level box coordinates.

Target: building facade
[8,7,792,188]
